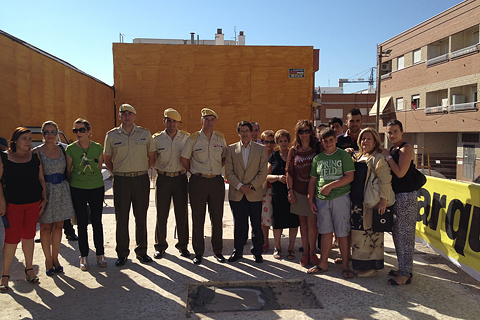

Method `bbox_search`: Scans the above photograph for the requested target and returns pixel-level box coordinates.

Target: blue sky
[1,0,461,92]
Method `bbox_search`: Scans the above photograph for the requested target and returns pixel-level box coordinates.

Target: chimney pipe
[238,31,245,45]
[190,32,195,44]
[215,28,224,45]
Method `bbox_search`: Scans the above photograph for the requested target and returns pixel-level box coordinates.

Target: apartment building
[315,89,376,129]
[375,0,480,180]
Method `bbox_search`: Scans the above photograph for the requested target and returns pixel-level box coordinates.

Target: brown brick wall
[113,44,315,144]
[0,33,114,143]
[319,93,376,126]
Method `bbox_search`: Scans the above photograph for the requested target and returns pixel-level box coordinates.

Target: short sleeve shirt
[310,148,355,200]
[153,129,189,172]
[65,141,104,189]
[181,130,227,175]
[104,124,156,173]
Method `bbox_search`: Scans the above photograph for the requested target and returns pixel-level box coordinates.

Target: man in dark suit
[225,121,268,263]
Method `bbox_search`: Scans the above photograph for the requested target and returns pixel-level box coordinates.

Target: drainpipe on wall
[113,86,117,127]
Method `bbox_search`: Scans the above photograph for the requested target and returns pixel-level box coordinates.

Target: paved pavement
[1,177,480,319]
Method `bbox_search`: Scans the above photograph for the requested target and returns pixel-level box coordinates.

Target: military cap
[164,108,181,122]
[119,104,137,114]
[201,108,218,119]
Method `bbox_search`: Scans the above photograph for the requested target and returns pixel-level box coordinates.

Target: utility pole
[375,45,382,131]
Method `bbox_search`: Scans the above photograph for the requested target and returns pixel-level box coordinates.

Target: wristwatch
[385,155,392,162]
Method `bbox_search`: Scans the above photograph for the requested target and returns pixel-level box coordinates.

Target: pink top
[286,147,316,195]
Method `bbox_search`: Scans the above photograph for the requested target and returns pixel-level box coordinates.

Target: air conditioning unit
[381,63,391,71]
[441,98,449,107]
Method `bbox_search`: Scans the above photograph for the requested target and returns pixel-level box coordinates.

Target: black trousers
[229,196,264,256]
[70,186,105,257]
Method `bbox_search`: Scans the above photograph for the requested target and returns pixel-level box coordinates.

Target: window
[413,49,421,64]
[325,109,343,119]
[462,133,479,143]
[360,108,368,117]
[411,94,420,110]
[396,98,404,111]
[397,55,405,70]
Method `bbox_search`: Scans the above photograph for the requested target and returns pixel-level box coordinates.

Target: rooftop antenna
[119,33,125,43]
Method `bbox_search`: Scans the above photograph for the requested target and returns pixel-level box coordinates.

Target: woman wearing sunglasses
[65,118,106,271]
[286,120,318,267]
[34,121,75,276]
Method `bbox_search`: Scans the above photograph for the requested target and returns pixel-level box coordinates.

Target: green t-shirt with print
[65,141,104,189]
[310,147,355,200]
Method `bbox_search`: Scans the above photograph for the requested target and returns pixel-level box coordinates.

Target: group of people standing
[0,104,419,293]
[0,118,105,293]
[304,109,418,286]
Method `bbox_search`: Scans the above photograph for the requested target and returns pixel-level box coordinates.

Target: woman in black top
[0,127,47,293]
[381,120,416,285]
[266,130,299,260]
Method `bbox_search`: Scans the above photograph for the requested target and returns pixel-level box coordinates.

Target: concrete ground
[1,177,480,319]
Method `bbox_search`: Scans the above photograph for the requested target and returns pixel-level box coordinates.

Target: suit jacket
[225,141,268,202]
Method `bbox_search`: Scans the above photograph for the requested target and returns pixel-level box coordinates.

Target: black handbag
[372,206,394,233]
[410,163,427,191]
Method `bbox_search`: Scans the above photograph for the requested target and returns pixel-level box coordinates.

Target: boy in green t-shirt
[307,128,355,278]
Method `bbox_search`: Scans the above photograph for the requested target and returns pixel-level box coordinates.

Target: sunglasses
[43,130,57,136]
[73,127,87,134]
[263,140,275,144]
[298,129,311,135]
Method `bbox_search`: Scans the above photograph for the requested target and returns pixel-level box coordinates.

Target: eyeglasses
[298,129,311,135]
[43,130,57,136]
[263,140,275,144]
[73,127,87,134]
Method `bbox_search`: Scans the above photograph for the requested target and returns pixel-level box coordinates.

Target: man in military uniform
[104,104,156,266]
[180,108,227,265]
[152,108,190,259]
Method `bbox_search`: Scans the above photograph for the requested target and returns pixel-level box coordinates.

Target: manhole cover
[186,279,322,316]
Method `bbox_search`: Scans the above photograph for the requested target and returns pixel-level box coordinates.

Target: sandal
[287,250,295,260]
[80,257,89,271]
[307,265,327,274]
[0,275,10,293]
[299,255,310,267]
[273,248,281,259]
[97,255,107,268]
[310,254,319,266]
[54,264,64,273]
[342,269,355,279]
[45,261,56,276]
[263,245,269,253]
[25,268,39,283]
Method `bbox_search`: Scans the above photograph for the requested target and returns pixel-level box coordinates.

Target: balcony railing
[425,53,449,66]
[380,72,391,80]
[450,44,479,59]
